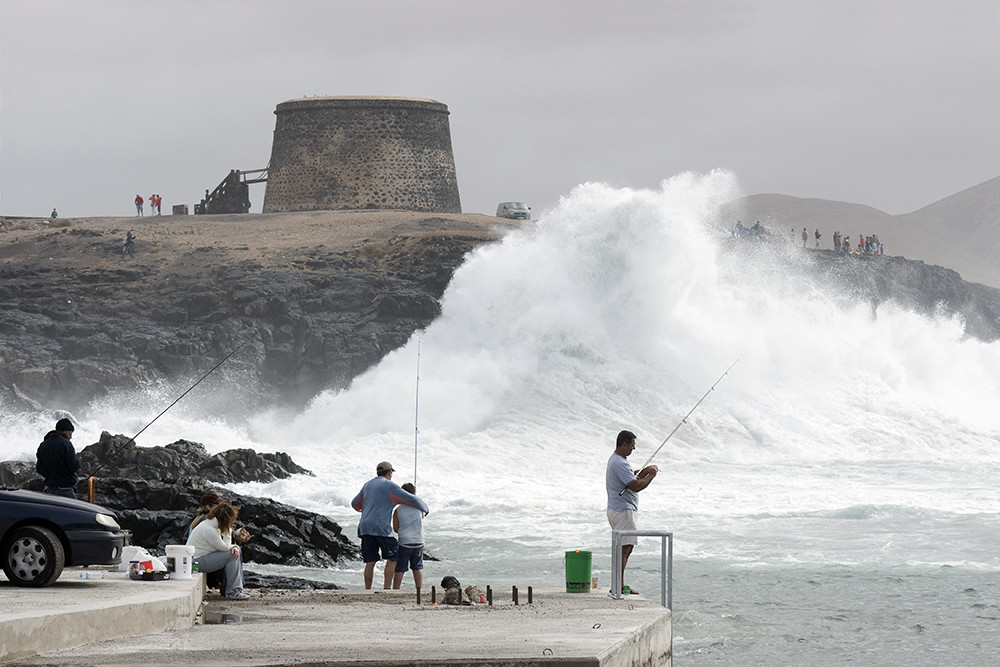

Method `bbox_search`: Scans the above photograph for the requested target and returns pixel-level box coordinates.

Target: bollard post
[416,588,421,605]
[487,585,493,606]
[528,586,533,604]
[513,585,519,606]
[431,586,436,603]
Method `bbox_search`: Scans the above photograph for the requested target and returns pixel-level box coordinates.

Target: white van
[496,201,531,220]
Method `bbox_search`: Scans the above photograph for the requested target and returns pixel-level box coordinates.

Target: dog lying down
[440,576,486,605]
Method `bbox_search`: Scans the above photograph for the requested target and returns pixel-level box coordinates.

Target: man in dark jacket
[36,418,81,498]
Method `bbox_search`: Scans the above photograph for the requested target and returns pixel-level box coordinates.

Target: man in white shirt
[606,429,658,594]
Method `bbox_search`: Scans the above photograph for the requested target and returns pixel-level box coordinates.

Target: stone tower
[262,96,461,214]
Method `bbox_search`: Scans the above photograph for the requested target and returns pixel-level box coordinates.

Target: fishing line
[620,359,739,495]
[86,309,285,479]
[413,334,421,488]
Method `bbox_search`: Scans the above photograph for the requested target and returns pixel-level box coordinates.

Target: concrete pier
[0,568,203,663]
[2,571,670,666]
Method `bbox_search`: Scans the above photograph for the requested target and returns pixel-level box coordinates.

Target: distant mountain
[900,175,1000,268]
[722,175,1000,289]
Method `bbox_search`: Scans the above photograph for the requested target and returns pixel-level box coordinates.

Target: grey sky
[2,1,999,219]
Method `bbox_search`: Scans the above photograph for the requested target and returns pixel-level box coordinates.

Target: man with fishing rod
[606,429,658,595]
[605,362,738,595]
[352,461,429,590]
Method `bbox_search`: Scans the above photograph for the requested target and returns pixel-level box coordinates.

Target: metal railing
[610,529,673,609]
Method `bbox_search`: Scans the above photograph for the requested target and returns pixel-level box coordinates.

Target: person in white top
[606,429,658,595]
[392,482,427,590]
[185,501,249,600]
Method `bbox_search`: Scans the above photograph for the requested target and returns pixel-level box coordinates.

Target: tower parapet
[262,96,461,214]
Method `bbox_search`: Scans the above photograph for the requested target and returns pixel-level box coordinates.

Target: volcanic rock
[79,432,311,483]
[0,211,515,413]
[1,433,358,569]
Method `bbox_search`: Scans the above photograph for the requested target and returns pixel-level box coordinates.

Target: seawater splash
[239,172,1000,569]
[257,170,1000,455]
[4,172,1000,571]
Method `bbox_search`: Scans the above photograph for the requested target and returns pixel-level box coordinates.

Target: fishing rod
[413,336,421,488]
[620,359,739,495]
[86,310,285,479]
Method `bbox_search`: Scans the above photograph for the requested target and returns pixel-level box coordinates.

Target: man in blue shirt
[351,461,429,589]
[606,429,658,594]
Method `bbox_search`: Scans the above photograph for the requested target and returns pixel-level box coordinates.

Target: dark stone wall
[263,97,462,214]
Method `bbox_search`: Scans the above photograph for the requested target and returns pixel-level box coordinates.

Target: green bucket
[565,550,592,593]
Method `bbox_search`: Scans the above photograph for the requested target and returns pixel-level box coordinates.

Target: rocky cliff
[0,211,514,414]
[4,212,1000,420]
[807,249,1000,340]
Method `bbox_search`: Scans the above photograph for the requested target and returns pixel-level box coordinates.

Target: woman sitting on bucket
[186,500,250,600]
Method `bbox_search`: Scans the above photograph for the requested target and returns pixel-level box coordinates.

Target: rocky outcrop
[92,477,358,567]
[0,214,505,413]
[2,433,360,569]
[808,249,1000,340]
[720,241,1000,341]
[78,432,312,483]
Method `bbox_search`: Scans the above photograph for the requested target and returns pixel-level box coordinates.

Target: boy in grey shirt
[392,482,427,589]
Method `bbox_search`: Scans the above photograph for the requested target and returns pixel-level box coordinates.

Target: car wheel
[2,525,65,587]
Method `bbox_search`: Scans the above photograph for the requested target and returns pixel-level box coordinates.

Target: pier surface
[1,571,670,666]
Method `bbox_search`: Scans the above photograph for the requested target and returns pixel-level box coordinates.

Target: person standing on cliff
[134,194,144,216]
[36,418,81,498]
[352,461,429,589]
[606,429,657,595]
[122,230,136,259]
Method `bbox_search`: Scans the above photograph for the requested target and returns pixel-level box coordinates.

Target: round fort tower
[262,96,462,214]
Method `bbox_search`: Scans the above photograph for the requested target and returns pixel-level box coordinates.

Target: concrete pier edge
[0,569,204,663]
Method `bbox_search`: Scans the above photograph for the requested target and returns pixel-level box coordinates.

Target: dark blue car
[0,489,125,587]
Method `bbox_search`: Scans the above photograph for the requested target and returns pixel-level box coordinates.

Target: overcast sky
[2,1,999,219]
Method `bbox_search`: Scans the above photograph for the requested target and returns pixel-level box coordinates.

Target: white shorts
[607,509,638,546]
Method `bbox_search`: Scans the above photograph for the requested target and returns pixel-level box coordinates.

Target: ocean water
[3,171,999,665]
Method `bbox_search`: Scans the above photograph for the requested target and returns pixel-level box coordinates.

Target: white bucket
[165,545,195,579]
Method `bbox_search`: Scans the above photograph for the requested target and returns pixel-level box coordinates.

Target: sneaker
[227,589,250,600]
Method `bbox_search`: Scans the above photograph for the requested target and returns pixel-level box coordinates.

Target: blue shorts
[395,544,424,573]
[361,535,398,563]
